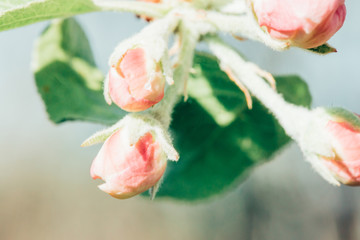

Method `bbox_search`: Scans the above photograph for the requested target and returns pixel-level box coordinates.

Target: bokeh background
[1,1,360,240]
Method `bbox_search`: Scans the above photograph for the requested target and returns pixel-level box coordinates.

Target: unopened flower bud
[107,47,166,112]
[296,108,360,186]
[317,108,360,185]
[251,0,346,48]
[90,129,167,199]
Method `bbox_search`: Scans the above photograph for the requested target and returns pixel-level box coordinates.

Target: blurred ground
[1,2,360,240]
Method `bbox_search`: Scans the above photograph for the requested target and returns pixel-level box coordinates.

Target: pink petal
[253,0,346,48]
[90,130,167,199]
[108,48,165,112]
[324,120,360,185]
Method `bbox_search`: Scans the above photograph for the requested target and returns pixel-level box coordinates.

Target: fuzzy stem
[140,10,180,39]
[92,0,171,18]
[206,36,310,140]
[109,11,180,67]
[149,19,200,128]
[204,1,289,51]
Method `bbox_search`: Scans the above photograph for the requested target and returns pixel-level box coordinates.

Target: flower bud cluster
[85,0,354,200]
[85,9,195,199]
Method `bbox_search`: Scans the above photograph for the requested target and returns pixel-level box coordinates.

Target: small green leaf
[0,0,99,32]
[33,18,125,125]
[326,107,360,131]
[307,43,337,55]
[153,53,312,200]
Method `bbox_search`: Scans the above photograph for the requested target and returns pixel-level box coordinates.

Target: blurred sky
[0,2,360,240]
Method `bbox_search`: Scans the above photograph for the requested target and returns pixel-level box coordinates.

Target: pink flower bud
[108,47,166,112]
[90,129,167,199]
[252,0,346,48]
[320,109,360,185]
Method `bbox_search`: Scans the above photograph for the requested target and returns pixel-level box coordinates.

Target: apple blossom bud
[90,129,167,199]
[317,108,360,186]
[108,47,166,112]
[295,107,360,186]
[251,0,346,48]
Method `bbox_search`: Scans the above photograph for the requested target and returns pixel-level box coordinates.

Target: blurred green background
[1,2,360,239]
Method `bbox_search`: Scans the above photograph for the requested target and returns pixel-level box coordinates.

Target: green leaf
[33,18,125,125]
[153,53,312,200]
[307,43,337,55]
[33,19,311,200]
[0,0,99,32]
